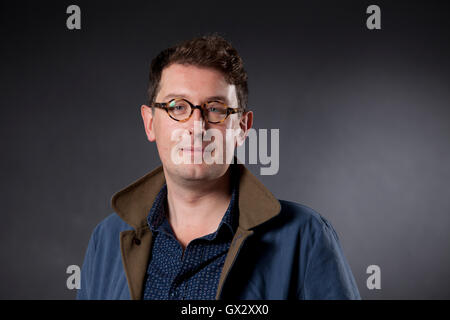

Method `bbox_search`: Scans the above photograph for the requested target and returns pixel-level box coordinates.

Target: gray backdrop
[1,0,449,299]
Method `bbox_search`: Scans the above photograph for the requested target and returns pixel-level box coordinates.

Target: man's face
[141,63,252,183]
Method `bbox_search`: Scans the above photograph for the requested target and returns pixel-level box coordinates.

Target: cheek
[216,117,241,147]
[225,116,242,137]
[153,119,179,152]
[229,116,246,147]
[154,113,174,136]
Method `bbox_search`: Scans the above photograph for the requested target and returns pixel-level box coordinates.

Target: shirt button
[133,238,141,245]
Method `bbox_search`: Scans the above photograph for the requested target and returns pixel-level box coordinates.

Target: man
[77,34,361,300]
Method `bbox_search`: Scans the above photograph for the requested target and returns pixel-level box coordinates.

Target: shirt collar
[112,160,281,232]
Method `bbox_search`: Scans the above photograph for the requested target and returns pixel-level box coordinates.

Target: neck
[163,166,233,242]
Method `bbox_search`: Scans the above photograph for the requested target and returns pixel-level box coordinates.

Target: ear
[141,104,156,142]
[236,110,253,146]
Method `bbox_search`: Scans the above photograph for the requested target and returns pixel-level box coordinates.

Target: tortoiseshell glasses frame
[152,98,243,124]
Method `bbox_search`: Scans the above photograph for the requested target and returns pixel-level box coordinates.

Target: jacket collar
[111,162,281,232]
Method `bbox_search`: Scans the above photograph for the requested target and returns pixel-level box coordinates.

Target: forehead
[157,63,237,104]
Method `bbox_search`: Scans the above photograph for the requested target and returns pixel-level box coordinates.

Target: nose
[188,107,206,136]
[191,107,204,122]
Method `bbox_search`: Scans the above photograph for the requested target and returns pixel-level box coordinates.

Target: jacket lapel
[119,228,152,299]
[112,161,281,300]
[215,226,254,299]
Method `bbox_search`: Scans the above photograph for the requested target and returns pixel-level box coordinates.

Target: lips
[180,146,204,152]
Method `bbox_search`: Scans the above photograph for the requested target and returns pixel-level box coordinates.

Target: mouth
[180,147,204,153]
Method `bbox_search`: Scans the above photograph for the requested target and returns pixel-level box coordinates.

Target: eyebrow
[162,93,229,104]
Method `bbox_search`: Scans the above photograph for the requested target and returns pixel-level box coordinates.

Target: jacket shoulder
[278,199,335,231]
[92,212,134,240]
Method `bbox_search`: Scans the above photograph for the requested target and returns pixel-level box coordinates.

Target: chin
[169,161,229,182]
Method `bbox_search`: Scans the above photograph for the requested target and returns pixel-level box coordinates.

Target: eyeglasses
[152,98,243,124]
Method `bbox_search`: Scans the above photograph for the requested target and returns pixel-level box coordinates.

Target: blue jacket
[77,163,361,300]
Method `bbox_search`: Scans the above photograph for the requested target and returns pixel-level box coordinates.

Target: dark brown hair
[147,33,249,113]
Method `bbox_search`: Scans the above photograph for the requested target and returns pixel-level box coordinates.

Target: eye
[207,102,227,114]
[168,100,190,114]
[170,105,189,116]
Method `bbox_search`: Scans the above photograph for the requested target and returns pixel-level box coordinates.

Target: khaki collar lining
[111,163,281,232]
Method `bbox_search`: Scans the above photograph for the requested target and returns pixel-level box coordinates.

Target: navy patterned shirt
[142,173,239,300]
